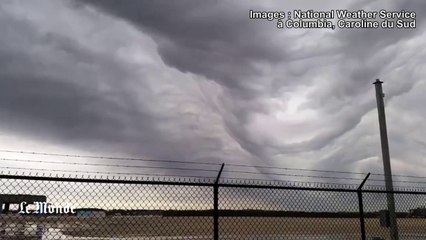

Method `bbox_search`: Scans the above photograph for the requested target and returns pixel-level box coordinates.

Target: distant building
[108,209,163,216]
[409,207,426,218]
[0,194,46,214]
[75,208,106,217]
[0,194,46,238]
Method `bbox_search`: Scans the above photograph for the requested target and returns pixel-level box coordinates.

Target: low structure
[75,208,106,217]
[0,194,46,214]
[409,207,426,218]
[0,194,46,239]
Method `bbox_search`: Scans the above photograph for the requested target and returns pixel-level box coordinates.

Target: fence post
[358,173,370,240]
[214,163,225,240]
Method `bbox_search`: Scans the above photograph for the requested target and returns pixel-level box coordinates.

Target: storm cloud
[1,0,426,184]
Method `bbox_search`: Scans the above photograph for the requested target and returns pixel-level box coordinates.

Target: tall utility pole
[373,79,399,240]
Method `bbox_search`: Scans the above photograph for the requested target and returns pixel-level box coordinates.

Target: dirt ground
[1,215,425,238]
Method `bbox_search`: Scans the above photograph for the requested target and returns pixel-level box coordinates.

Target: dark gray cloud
[78,0,286,94]
[0,1,231,174]
[0,24,131,140]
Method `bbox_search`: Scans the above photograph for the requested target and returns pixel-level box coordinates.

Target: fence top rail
[1,174,426,194]
[218,182,359,193]
[219,183,426,194]
[360,189,426,194]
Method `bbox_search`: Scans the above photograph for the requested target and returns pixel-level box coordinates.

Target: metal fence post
[214,163,225,240]
[358,173,370,240]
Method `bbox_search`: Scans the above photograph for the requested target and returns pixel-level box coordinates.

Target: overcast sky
[1,0,426,183]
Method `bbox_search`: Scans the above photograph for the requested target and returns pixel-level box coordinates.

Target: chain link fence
[1,174,426,239]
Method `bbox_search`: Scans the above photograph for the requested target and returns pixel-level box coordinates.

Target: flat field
[1,215,426,238]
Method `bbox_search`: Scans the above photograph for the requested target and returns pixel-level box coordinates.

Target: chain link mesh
[363,190,426,240]
[0,177,213,239]
[219,186,360,239]
[1,175,426,239]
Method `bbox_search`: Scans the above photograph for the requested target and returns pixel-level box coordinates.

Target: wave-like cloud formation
[1,0,426,180]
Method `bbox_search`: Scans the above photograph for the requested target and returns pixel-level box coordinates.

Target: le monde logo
[18,201,76,215]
